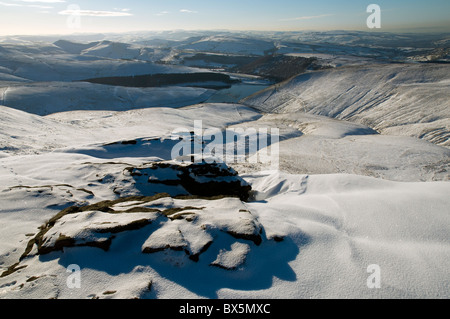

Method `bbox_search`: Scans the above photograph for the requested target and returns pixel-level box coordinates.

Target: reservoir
[205,82,271,103]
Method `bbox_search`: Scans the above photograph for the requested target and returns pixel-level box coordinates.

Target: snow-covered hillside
[229,112,450,182]
[54,40,169,62]
[0,103,261,155]
[0,42,203,82]
[0,82,214,116]
[242,63,450,147]
[176,35,277,56]
[0,102,449,299]
[0,31,449,300]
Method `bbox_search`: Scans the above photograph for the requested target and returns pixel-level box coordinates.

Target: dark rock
[129,161,252,201]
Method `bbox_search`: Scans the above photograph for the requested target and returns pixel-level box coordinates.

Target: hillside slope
[242,63,450,147]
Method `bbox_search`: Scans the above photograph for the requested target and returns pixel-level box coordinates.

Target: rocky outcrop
[1,162,282,280]
[125,161,253,201]
[19,195,263,269]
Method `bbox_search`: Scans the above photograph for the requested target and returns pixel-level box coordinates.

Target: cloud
[13,0,64,2]
[156,11,169,16]
[0,1,22,6]
[280,14,334,22]
[58,9,133,17]
[114,7,131,12]
[1,0,53,7]
[180,9,198,14]
[27,4,52,8]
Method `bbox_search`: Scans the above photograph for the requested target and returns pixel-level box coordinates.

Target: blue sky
[0,0,449,35]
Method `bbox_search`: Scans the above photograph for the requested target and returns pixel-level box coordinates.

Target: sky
[0,0,449,35]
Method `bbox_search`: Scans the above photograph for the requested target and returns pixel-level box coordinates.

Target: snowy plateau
[0,30,449,299]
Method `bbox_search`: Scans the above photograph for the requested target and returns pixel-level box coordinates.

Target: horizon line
[1,27,450,38]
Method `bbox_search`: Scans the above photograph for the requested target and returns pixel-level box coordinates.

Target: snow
[229,112,449,182]
[0,103,261,155]
[0,33,449,300]
[211,243,250,270]
[2,167,448,299]
[1,100,448,299]
[41,210,160,253]
[243,172,450,299]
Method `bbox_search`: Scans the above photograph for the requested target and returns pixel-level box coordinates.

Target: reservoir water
[205,82,271,104]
